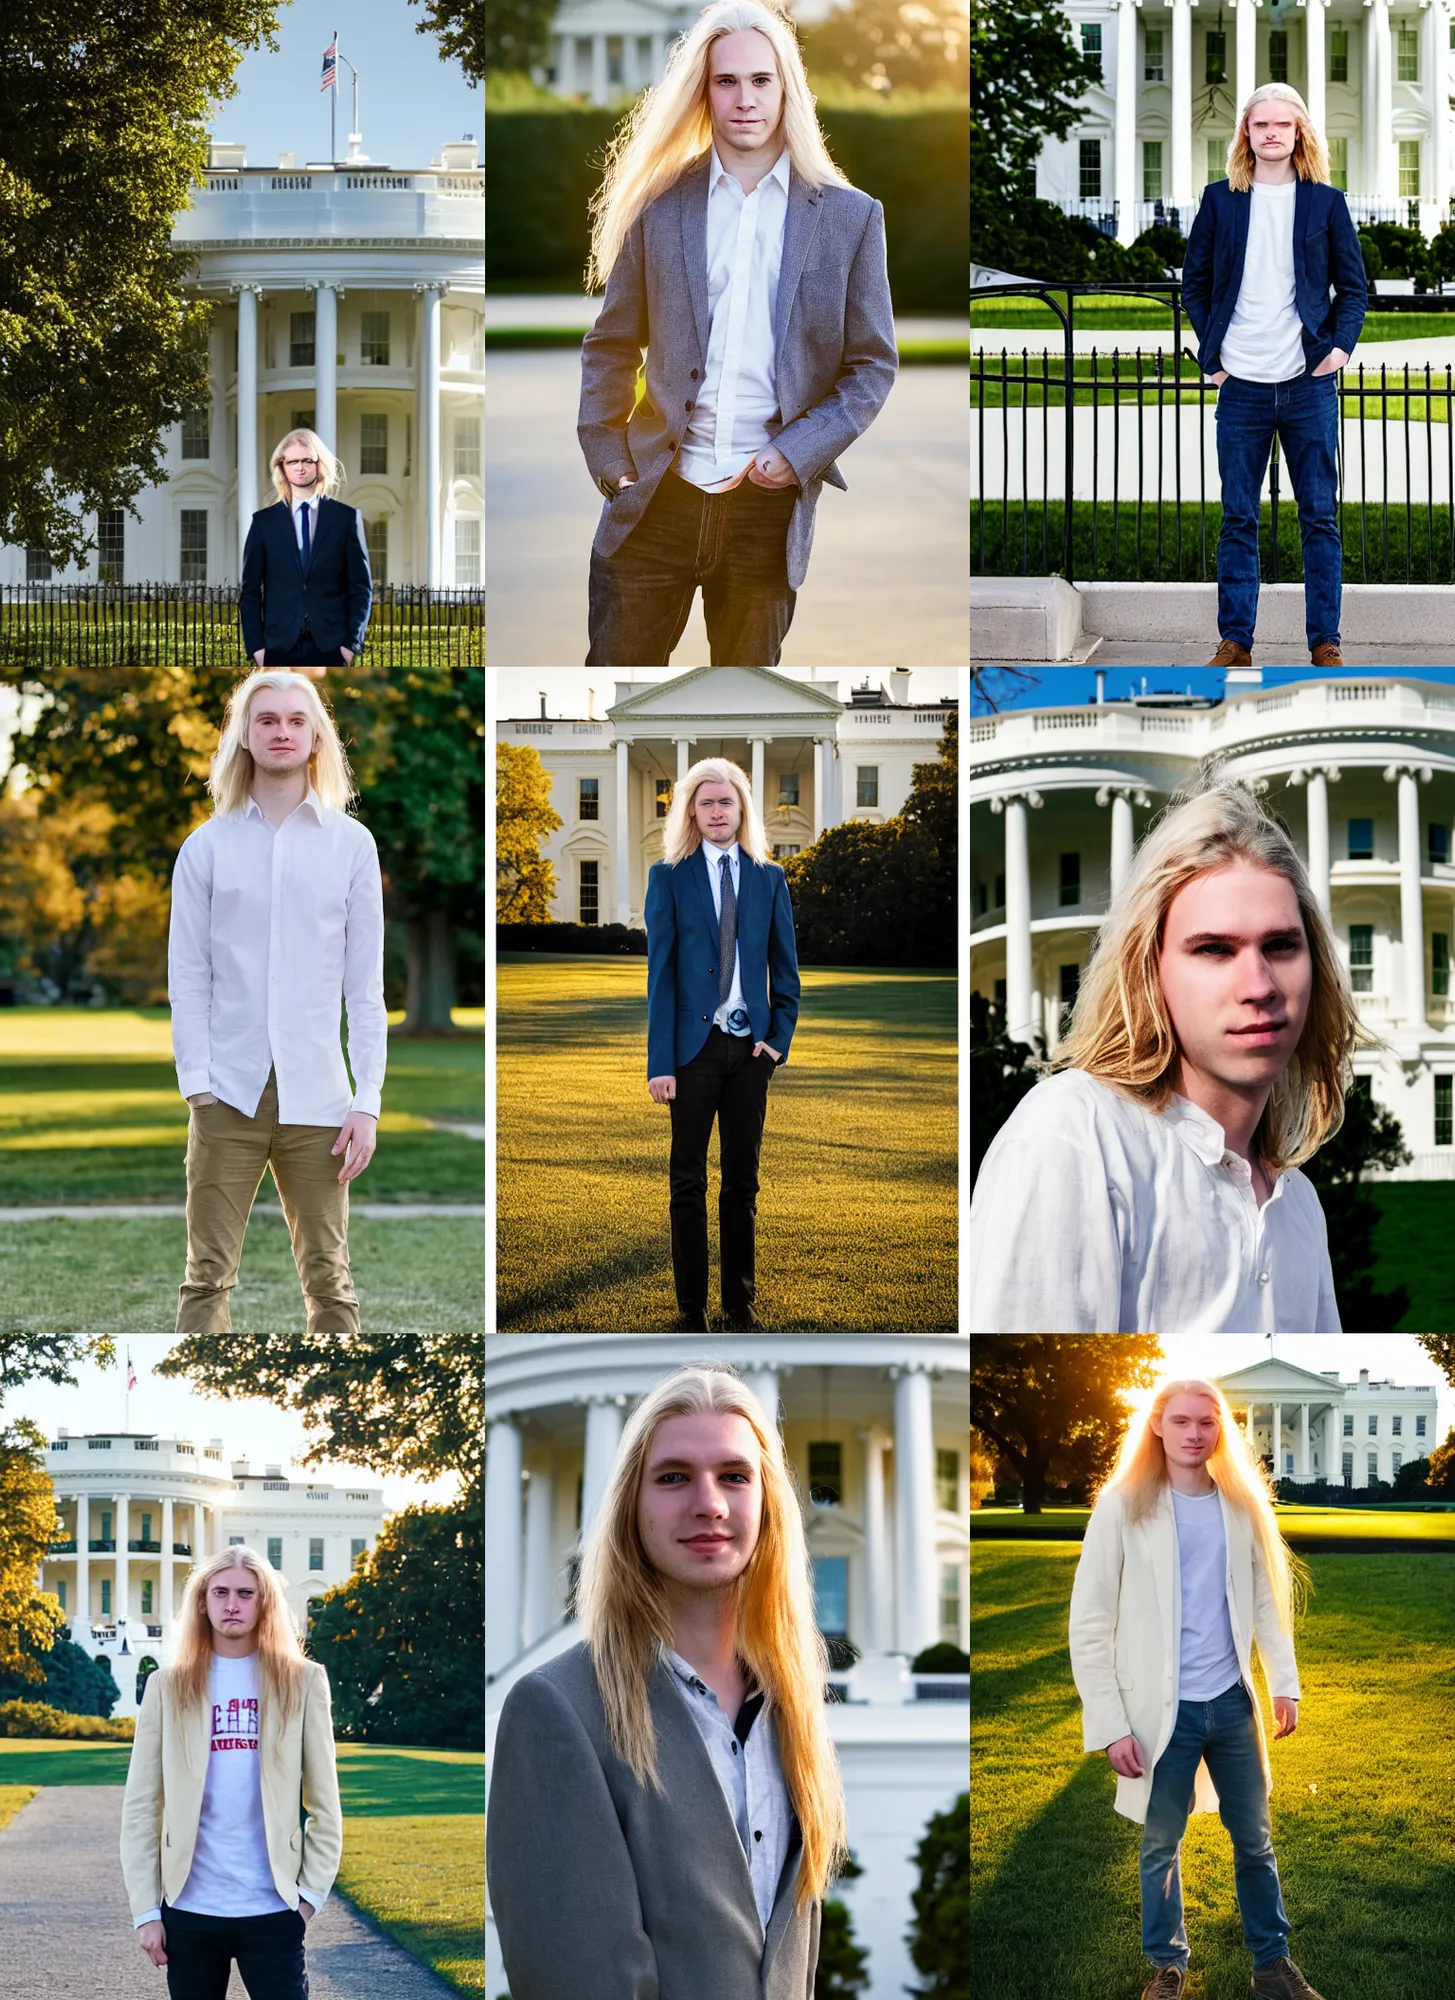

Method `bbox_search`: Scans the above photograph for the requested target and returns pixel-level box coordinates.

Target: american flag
[127,1352,138,1392]
[320,36,338,92]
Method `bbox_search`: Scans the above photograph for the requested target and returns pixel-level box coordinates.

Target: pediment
[1212,1357,1348,1396]
[608,666,843,721]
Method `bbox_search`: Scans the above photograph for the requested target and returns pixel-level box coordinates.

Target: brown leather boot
[1309,644,1343,665]
[1208,641,1253,667]
[1141,1967,1188,1999]
[1251,1957,1326,1999]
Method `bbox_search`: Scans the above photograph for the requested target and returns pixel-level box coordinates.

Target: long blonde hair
[588,0,850,288]
[1227,84,1331,191]
[269,426,346,507]
[663,756,771,864]
[162,1545,309,1726]
[1048,774,1375,1173]
[1098,1378,1310,1631]
[577,1364,848,1908]
[208,669,356,816]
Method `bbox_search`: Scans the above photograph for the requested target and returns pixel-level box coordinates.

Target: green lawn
[971,1543,1455,2000]
[496,958,957,1330]
[971,297,1455,345]
[1367,1183,1455,1332]
[0,1741,483,1995]
[0,1008,484,1204]
[973,1505,1455,1543]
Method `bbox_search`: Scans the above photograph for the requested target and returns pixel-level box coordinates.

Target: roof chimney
[57,1426,69,1438]
[231,1459,250,1477]
[890,669,911,705]
[264,1463,283,1478]
[1359,1369,1369,1386]
[1095,669,1106,705]
[539,693,547,719]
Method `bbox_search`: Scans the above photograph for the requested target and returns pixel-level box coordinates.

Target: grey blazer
[487,1642,820,2000]
[579,153,899,591]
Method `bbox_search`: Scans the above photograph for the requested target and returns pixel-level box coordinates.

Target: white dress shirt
[663,1647,792,1933]
[677,147,790,492]
[703,840,750,1035]
[968,1067,1341,1333]
[290,492,321,554]
[168,787,388,1126]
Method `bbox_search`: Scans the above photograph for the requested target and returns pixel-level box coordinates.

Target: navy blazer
[1182,178,1368,377]
[238,496,373,657]
[645,846,801,1079]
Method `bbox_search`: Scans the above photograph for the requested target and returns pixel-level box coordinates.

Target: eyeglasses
[282,456,319,469]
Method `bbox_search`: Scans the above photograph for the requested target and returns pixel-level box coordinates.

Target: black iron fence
[0,584,485,671]
[972,281,1455,585]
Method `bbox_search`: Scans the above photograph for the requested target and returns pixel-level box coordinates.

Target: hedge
[486,106,969,312]
[0,1699,135,1740]
[497,922,647,955]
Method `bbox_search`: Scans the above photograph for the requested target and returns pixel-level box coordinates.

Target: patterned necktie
[718,852,737,1008]
[300,502,312,567]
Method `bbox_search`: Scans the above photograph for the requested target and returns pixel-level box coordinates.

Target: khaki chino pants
[178,1071,360,1335]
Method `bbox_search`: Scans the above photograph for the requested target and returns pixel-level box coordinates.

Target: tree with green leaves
[0,1422,66,1679]
[970,991,1048,1189]
[0,4,281,569]
[1426,1427,1455,1494]
[307,1493,481,1749]
[803,0,969,95]
[408,0,486,82]
[905,1792,968,1999]
[0,1630,120,1717]
[496,742,562,923]
[971,1336,1163,1513]
[1415,1336,1455,1385]
[1301,1079,1412,1331]
[971,0,1099,187]
[480,0,559,77]
[815,1847,870,1997]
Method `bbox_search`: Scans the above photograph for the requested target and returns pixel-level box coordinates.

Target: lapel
[680,152,713,362]
[650,1655,762,1926]
[1293,175,1312,273]
[1144,1487,1177,1652]
[734,850,756,950]
[691,842,719,938]
[761,1815,804,1977]
[773,173,822,373]
[1230,183,1252,290]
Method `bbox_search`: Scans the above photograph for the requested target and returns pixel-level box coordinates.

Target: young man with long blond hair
[167,668,387,1335]
[239,426,373,669]
[578,0,898,666]
[969,779,1366,1332]
[1183,84,1367,670]
[1069,1378,1323,2000]
[645,756,800,1330]
[487,1363,846,1999]
[120,1545,342,1997]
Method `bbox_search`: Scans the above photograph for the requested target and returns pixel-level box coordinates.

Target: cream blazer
[1067,1483,1301,1824]
[119,1658,343,1919]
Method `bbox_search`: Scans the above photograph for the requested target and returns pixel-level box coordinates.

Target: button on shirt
[168,788,388,1126]
[968,1068,1341,1333]
[664,1647,791,1932]
[677,148,790,492]
[705,841,751,1036]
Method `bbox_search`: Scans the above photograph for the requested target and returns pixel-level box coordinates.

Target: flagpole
[331,29,337,164]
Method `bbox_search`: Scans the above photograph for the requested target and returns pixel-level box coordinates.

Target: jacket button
[702,1015,709,1022]
[691,368,700,380]
[685,400,694,411]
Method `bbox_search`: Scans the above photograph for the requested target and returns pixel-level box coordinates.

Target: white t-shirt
[1171,1488,1243,1701]
[1218,180,1306,382]
[172,1655,289,1917]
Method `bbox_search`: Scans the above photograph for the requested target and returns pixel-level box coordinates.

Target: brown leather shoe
[1141,1968,1188,1999]
[1208,641,1253,667]
[1251,1957,1326,2000]
[1309,645,1343,665]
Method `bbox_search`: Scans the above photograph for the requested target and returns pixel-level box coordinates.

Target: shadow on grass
[496,1238,669,1328]
[337,1750,483,1817]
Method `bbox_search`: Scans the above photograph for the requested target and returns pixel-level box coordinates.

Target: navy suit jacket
[1182,178,1368,377]
[645,847,801,1079]
[238,496,373,656]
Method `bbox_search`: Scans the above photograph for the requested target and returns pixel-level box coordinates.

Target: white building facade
[2,138,483,590]
[1039,0,1454,242]
[37,1430,386,1718]
[498,666,957,927]
[545,0,694,102]
[484,1332,970,2000]
[1213,1354,1440,1484]
[970,673,1455,1176]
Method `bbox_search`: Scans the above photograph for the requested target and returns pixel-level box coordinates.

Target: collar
[243,783,325,826]
[708,143,789,198]
[705,839,740,868]
[292,493,320,513]
[1162,1091,1285,1199]
[662,1644,762,1709]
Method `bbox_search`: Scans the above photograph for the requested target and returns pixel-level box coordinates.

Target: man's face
[248,693,315,777]
[1152,1392,1221,1470]
[694,778,743,848]
[1158,861,1313,1094]
[637,1410,763,1596]
[281,440,321,494]
[205,1566,261,1641]
[707,29,785,162]
[1246,105,1297,163]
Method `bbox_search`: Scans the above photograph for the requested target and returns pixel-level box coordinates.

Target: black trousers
[261,633,347,667]
[587,471,798,666]
[162,1903,309,2000]
[668,1027,777,1316]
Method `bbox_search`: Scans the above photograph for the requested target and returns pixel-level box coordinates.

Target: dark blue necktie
[300,503,311,566]
[718,853,737,1008]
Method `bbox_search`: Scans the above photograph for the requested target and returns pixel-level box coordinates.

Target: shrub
[911,1642,969,1673]
[496,921,646,956]
[1360,221,1428,278]
[1134,223,1188,271]
[1431,220,1455,283]
[0,1699,134,1740]
[1358,231,1383,283]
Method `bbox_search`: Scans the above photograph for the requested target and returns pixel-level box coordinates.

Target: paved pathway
[0,1203,485,1221]
[0,1786,461,1998]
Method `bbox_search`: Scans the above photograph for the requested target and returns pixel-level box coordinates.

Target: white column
[1170,0,1194,211]
[859,1429,889,1653]
[114,1495,130,1629]
[485,1418,524,1676]
[812,740,825,843]
[161,1497,174,1627]
[233,284,261,574]
[76,1493,89,1636]
[615,737,631,924]
[1306,769,1331,914]
[1364,0,1380,195]
[1375,0,1397,200]
[522,1465,556,1648]
[1430,0,1451,221]
[676,738,691,783]
[892,1368,939,1656]
[591,32,609,104]
[995,792,1039,1045]
[581,1398,625,1543]
[1116,0,1140,244]
[1300,1402,1311,1478]
[1394,765,1429,1031]
[1305,0,1327,144]
[312,282,339,452]
[750,738,765,825]
[741,1368,780,1432]
[1236,0,1259,136]
[417,281,444,587]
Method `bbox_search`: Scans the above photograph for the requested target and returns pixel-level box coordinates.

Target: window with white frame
[179,510,208,583]
[454,516,481,585]
[455,414,482,479]
[359,413,388,474]
[365,517,388,586]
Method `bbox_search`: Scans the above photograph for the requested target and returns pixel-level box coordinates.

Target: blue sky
[971,668,1455,714]
[207,0,479,170]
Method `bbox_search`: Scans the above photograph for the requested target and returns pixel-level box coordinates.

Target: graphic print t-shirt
[173,1654,289,1916]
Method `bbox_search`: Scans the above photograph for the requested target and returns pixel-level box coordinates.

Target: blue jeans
[1140,1679,1290,1973]
[1215,371,1341,651]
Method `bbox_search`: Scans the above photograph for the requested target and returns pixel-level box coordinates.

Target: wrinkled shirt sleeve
[167,831,214,1101]
[342,828,388,1118]
[968,1098,1124,1331]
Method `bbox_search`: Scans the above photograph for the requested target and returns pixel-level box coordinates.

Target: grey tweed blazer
[487,1642,820,2000]
[579,152,899,591]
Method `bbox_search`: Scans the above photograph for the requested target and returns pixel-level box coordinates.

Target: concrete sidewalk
[0,1786,463,1998]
